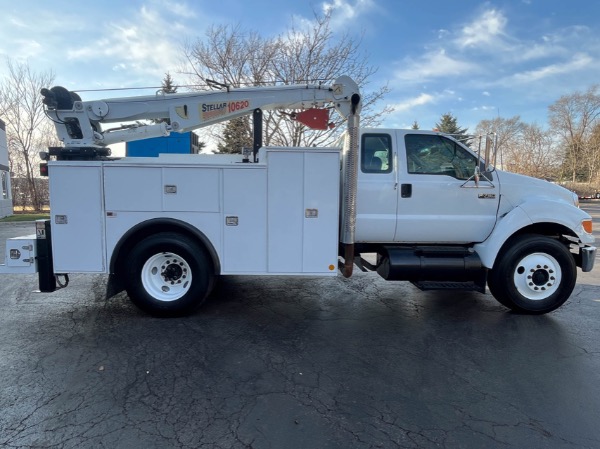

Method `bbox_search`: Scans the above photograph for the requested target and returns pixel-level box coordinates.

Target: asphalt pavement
[0,204,599,448]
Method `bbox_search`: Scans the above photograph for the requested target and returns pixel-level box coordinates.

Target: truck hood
[493,170,595,246]
[495,170,577,207]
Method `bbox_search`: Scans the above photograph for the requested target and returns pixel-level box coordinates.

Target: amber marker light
[329,264,335,271]
[583,219,593,234]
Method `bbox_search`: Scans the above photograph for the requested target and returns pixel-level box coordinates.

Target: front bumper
[581,246,597,272]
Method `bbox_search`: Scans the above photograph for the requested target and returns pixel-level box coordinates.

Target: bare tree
[585,122,600,184]
[475,116,559,178]
[548,85,600,183]
[475,116,525,168]
[184,24,277,88]
[0,59,57,210]
[181,12,391,153]
[508,124,558,179]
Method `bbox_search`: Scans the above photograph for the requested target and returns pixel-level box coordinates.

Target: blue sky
[1,0,600,133]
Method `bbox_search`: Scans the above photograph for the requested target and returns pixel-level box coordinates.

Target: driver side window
[405,134,477,180]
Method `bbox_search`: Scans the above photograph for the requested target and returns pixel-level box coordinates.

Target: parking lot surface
[0,204,599,448]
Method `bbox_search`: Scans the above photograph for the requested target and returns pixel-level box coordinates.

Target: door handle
[401,184,412,198]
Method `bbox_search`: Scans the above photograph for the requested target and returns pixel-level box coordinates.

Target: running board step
[412,280,486,294]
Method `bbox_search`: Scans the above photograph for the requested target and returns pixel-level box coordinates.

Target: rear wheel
[124,232,214,317]
[488,235,576,314]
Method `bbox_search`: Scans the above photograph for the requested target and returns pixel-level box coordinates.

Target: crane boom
[41,76,361,149]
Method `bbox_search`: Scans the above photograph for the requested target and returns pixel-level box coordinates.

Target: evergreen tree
[217,116,253,154]
[154,73,178,125]
[161,72,177,93]
[411,120,420,130]
[435,112,469,144]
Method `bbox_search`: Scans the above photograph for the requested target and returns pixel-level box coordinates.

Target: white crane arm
[42,76,361,148]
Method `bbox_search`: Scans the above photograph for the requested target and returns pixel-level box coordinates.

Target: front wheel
[487,235,576,314]
[124,232,214,317]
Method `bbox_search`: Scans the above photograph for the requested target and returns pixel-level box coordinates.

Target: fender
[474,198,593,269]
[110,217,221,275]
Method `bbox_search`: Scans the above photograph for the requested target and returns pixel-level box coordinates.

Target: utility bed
[47,147,341,276]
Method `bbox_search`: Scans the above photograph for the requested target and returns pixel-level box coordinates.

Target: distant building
[0,118,13,218]
[126,132,201,157]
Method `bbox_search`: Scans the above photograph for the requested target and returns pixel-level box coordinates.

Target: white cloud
[438,29,450,40]
[321,0,374,28]
[160,0,196,18]
[112,63,128,72]
[456,9,507,49]
[0,12,75,63]
[9,17,27,28]
[389,4,600,105]
[12,39,43,60]
[515,43,560,62]
[391,93,435,112]
[508,53,593,84]
[65,4,190,82]
[394,49,478,83]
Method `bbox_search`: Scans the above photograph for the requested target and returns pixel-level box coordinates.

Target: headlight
[572,191,579,208]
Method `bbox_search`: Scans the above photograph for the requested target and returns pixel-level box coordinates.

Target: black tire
[124,232,214,317]
[487,234,576,314]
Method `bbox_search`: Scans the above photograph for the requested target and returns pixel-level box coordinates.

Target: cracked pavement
[0,203,599,448]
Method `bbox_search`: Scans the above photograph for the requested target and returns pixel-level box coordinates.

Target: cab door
[355,131,398,242]
[394,131,499,244]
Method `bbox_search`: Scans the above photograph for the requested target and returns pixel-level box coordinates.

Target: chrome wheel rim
[141,252,192,302]
[513,252,561,300]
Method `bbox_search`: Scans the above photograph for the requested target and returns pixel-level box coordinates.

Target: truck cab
[354,128,498,244]
[345,128,595,315]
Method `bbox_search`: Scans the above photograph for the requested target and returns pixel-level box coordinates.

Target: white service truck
[0,76,595,316]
